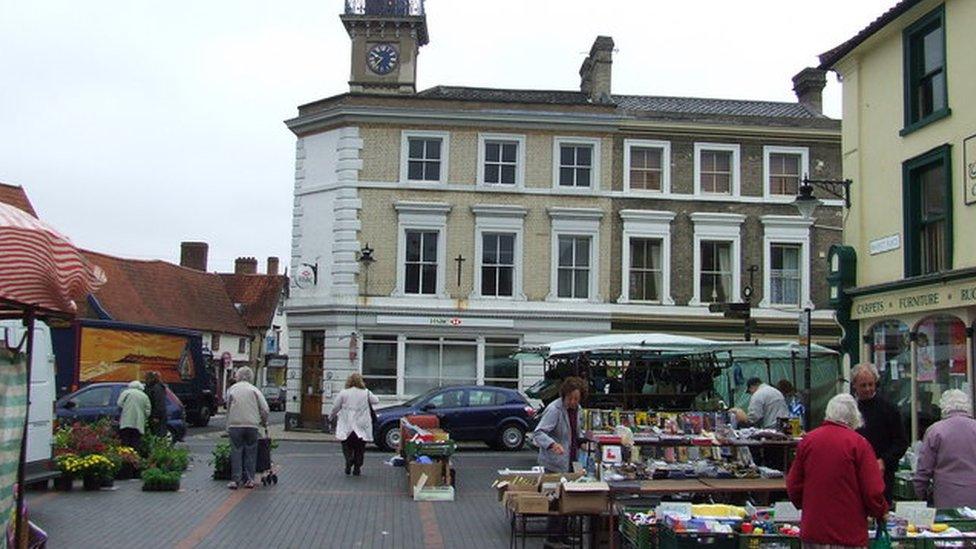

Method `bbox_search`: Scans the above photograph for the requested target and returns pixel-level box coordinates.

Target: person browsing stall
[851,363,908,502]
[225,367,270,490]
[913,389,976,508]
[117,380,151,450]
[732,377,789,429]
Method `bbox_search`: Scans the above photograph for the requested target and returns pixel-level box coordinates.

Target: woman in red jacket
[787,393,888,548]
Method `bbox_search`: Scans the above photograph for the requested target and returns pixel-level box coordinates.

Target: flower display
[56,453,116,479]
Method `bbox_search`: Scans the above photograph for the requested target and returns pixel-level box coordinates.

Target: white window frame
[694,142,741,197]
[763,146,809,201]
[552,136,602,192]
[471,205,527,300]
[400,130,450,185]
[479,335,523,389]
[547,207,603,302]
[760,215,813,309]
[689,212,745,306]
[477,133,526,189]
[394,201,452,298]
[619,210,675,304]
[624,139,671,195]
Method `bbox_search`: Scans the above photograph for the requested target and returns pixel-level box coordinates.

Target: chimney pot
[180,242,208,271]
[792,67,827,115]
[267,257,280,276]
[234,257,258,275]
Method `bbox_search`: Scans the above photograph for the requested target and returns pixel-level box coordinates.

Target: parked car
[55,382,188,441]
[372,385,538,452]
[261,385,286,412]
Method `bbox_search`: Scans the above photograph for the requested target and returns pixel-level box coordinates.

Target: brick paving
[26,435,551,548]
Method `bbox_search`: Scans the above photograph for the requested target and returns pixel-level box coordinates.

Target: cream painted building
[283,0,844,431]
[822,0,976,440]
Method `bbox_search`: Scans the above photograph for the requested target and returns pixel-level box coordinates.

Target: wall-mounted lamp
[793,177,853,220]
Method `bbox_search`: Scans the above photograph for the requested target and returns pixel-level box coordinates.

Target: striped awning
[0,202,106,314]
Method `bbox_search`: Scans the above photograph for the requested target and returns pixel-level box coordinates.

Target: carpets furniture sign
[965,134,976,206]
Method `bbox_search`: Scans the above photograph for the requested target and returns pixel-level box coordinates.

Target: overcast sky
[0,0,896,273]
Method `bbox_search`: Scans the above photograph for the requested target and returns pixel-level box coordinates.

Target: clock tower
[341,0,429,95]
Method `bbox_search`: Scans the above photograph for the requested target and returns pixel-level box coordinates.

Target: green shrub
[141,467,182,491]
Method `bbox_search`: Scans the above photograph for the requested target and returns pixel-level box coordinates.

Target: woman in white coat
[330,373,379,476]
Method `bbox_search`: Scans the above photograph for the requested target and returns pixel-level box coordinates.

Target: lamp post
[357,243,375,296]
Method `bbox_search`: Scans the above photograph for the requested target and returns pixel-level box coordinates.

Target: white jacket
[331,387,379,442]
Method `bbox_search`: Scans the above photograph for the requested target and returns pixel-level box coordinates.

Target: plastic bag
[871,523,892,549]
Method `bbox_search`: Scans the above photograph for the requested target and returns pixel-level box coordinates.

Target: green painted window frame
[902,144,953,278]
[901,5,950,136]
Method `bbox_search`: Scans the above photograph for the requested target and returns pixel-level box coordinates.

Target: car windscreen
[261,387,279,396]
[403,388,439,407]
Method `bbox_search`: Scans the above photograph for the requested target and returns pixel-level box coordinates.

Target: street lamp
[792,177,853,219]
[357,243,375,296]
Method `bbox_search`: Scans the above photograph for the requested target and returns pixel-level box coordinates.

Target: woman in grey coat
[531,377,586,549]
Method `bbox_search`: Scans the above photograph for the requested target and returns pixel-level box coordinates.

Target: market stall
[0,202,105,549]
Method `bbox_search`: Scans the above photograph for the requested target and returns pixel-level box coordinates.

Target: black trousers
[342,433,366,469]
[119,428,142,450]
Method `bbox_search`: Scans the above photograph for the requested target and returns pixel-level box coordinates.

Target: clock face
[367,43,399,75]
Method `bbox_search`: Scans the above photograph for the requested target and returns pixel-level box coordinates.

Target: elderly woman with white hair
[913,389,976,507]
[787,393,888,548]
[225,366,270,489]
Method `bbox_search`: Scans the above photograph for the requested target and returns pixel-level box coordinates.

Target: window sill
[900,108,951,137]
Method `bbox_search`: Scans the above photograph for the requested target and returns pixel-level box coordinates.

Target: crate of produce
[738,534,801,549]
[618,507,656,549]
[936,509,976,532]
[658,526,737,549]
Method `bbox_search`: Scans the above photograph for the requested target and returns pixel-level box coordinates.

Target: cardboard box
[538,471,584,495]
[408,461,449,491]
[493,472,541,502]
[558,482,610,514]
[506,493,550,514]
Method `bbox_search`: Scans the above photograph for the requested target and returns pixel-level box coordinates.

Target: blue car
[372,385,538,452]
[55,382,188,442]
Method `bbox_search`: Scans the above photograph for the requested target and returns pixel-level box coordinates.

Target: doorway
[301,331,324,428]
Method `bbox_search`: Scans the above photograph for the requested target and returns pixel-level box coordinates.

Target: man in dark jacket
[144,370,168,437]
[852,363,909,502]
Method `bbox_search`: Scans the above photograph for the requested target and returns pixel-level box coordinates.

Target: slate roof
[819,0,921,68]
[0,182,37,217]
[219,274,287,331]
[416,85,827,121]
[81,250,251,336]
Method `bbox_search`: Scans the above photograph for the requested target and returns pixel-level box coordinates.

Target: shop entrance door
[301,332,325,428]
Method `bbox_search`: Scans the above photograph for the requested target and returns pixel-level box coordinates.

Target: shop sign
[868,234,901,255]
[375,315,515,328]
[266,356,287,369]
[295,264,316,289]
[964,133,976,205]
[851,277,976,320]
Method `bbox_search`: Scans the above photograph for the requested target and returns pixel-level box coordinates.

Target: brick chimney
[234,257,258,275]
[180,242,208,271]
[792,67,827,115]
[266,257,279,276]
[579,36,614,104]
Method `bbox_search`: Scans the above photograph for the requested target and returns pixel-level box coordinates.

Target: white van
[1,320,57,485]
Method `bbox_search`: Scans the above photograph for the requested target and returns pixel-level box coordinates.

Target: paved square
[27,436,548,548]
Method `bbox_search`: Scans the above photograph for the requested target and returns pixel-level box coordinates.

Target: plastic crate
[738,535,800,549]
[403,440,456,460]
[893,475,916,500]
[936,509,976,532]
[658,526,737,549]
[618,509,656,549]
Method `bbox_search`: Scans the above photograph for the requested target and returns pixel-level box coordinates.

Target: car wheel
[497,423,526,451]
[378,424,400,452]
[192,405,211,427]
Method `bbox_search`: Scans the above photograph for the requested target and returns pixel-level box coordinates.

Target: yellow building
[822,0,976,440]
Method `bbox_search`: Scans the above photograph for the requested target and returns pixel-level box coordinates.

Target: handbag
[870,522,892,549]
[367,390,378,424]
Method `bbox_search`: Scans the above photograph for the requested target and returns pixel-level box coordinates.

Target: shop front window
[362,335,398,395]
[867,320,912,432]
[404,337,477,396]
[914,315,968,437]
[484,338,520,389]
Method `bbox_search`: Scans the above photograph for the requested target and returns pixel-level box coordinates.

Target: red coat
[786,421,888,547]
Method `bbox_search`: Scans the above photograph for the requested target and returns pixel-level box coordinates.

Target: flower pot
[212,463,231,481]
[54,476,73,491]
[101,477,114,488]
[116,462,136,480]
[142,480,180,492]
[82,476,102,491]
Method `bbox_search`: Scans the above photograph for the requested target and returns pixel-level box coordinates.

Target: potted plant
[77,454,115,490]
[109,446,143,480]
[140,467,182,492]
[210,442,231,480]
[53,454,81,491]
